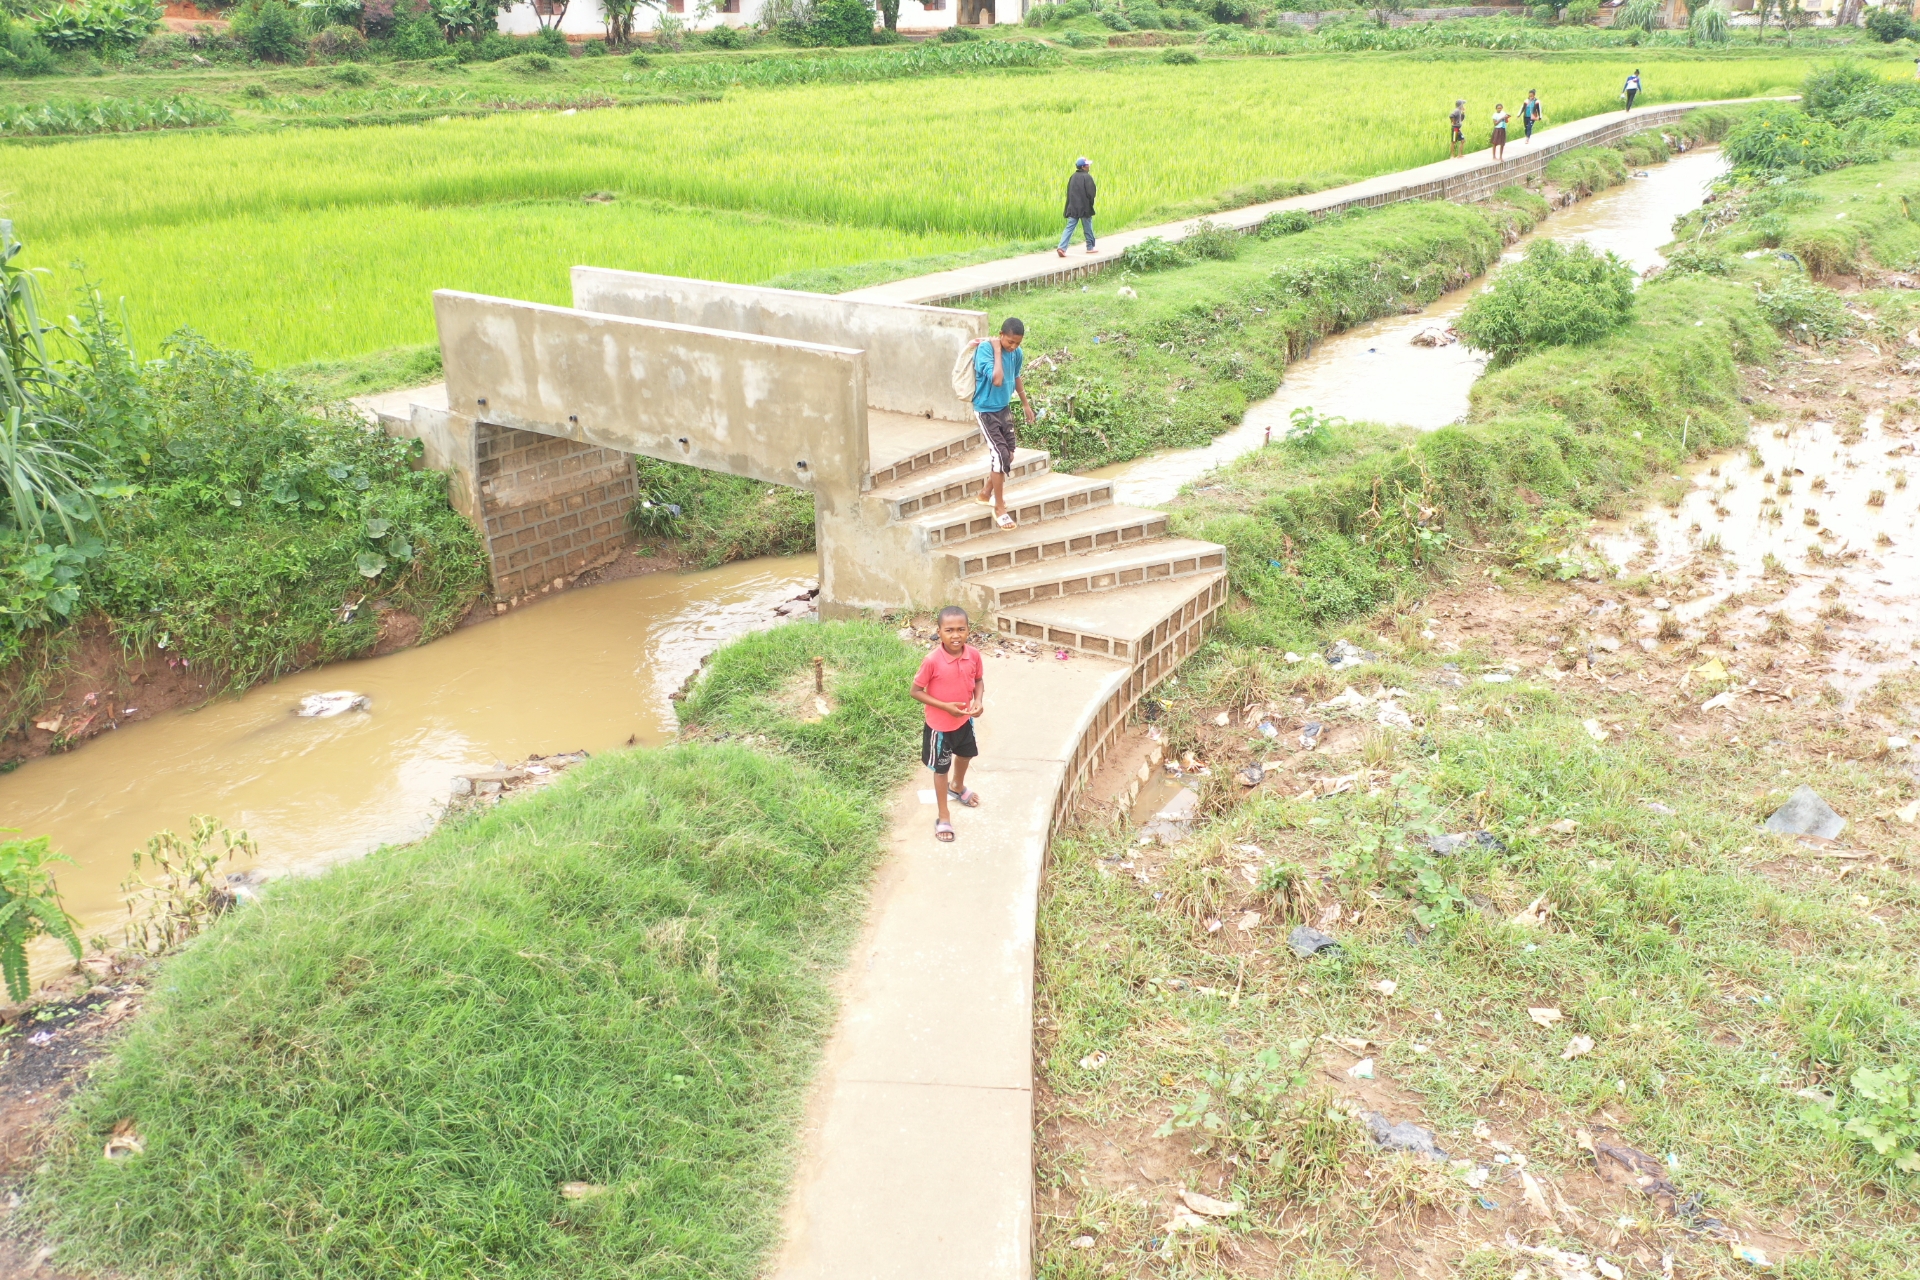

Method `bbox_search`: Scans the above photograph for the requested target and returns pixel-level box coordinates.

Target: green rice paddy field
[3,52,1830,367]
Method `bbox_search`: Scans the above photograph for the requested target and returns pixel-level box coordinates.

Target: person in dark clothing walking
[1058,157,1097,258]
[1449,99,1466,159]
[1521,89,1543,144]
[1622,69,1641,112]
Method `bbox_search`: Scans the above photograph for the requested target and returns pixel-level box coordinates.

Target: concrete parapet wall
[571,268,987,424]
[476,423,636,599]
[434,290,872,498]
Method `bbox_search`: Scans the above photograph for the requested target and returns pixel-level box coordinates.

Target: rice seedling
[1,54,1820,366]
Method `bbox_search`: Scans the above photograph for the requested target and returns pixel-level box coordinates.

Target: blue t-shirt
[972,341,1024,413]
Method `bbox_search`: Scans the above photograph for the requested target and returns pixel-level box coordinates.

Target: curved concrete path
[772,95,1764,1280]
[844,97,1762,310]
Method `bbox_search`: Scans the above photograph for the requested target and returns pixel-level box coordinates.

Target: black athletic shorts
[921,719,978,774]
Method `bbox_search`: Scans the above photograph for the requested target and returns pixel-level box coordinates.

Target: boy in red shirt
[911,605,986,843]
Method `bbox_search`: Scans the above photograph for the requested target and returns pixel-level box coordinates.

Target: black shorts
[921,720,978,774]
[977,408,1017,474]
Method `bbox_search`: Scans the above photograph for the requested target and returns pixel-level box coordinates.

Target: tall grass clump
[27,622,922,1280]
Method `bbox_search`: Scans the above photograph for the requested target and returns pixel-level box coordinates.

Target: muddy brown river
[1093,148,1730,505]
[4,557,813,971]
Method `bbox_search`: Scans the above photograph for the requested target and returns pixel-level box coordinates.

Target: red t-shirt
[916,643,983,732]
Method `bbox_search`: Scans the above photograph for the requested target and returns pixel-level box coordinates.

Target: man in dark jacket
[1057,158,1097,258]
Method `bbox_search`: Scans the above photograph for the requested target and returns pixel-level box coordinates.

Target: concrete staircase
[860,412,1229,684]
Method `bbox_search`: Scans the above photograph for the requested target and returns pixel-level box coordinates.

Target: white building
[495,0,1030,39]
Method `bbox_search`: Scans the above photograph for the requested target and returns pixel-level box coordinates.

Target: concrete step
[870,447,1050,521]
[993,570,1228,666]
[966,538,1225,611]
[865,411,981,491]
[945,505,1170,578]
[909,472,1114,547]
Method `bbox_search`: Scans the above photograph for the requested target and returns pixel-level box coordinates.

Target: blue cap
[1076,157,1089,168]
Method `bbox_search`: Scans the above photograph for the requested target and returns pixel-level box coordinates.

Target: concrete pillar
[473,423,637,599]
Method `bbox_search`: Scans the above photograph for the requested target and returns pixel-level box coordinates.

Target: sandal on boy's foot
[935,819,956,843]
[948,787,980,808]
[994,512,1016,530]
[975,492,995,506]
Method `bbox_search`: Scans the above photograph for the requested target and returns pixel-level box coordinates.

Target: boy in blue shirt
[970,318,1035,529]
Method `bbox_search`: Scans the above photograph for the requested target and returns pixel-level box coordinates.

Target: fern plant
[0,833,82,1002]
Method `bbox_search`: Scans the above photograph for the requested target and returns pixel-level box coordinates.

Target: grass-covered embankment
[24,620,921,1279]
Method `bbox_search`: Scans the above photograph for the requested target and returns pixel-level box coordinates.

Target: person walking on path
[1058,157,1097,258]
[1490,103,1509,160]
[1449,99,1467,159]
[1622,69,1641,112]
[912,606,986,843]
[969,318,1033,530]
[1521,89,1543,144]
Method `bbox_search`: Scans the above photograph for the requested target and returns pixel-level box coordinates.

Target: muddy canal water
[3,557,813,964]
[1094,148,1729,506]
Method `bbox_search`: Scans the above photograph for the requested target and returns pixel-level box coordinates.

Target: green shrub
[698,22,750,48]
[232,0,304,62]
[0,16,58,75]
[1162,45,1198,63]
[1661,242,1730,277]
[1784,224,1860,279]
[1723,103,1861,176]
[1753,274,1854,341]
[1564,0,1598,21]
[808,0,877,45]
[1119,234,1188,272]
[1257,209,1316,238]
[387,4,444,58]
[937,22,980,40]
[1182,218,1240,260]
[1456,239,1636,364]
[330,58,374,83]
[1866,6,1915,43]
[530,23,569,54]
[311,22,366,58]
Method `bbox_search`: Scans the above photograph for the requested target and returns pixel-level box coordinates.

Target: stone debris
[296,691,371,718]
[452,750,590,799]
[1765,785,1847,840]
[1324,638,1378,671]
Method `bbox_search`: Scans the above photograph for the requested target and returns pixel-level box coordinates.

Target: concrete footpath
[770,650,1130,1280]
[844,97,1764,309]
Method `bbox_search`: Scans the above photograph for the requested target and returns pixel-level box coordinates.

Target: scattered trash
[1583,719,1610,743]
[1425,830,1505,856]
[1374,979,1397,996]
[1546,818,1579,834]
[1160,1206,1211,1236]
[1079,1051,1108,1071]
[1116,286,1138,300]
[1733,1246,1772,1268]
[1464,1165,1489,1188]
[1257,719,1278,738]
[103,1120,143,1161]
[1178,1188,1243,1217]
[1562,1035,1596,1060]
[1651,597,1672,612]
[1701,690,1741,712]
[1410,324,1458,348]
[1475,1195,1498,1210]
[1481,672,1513,684]
[1071,1234,1096,1248]
[1362,1112,1448,1160]
[1347,1057,1375,1080]
[1325,638,1377,670]
[1205,918,1222,933]
[1375,701,1415,732]
[1235,910,1262,930]
[1765,785,1847,840]
[26,1029,55,1047]
[1597,1261,1625,1280]
[296,690,370,718]
[1691,657,1730,682]
[1511,895,1556,927]
[1141,786,1202,845]
[1283,652,1304,663]
[1891,800,1920,824]
[1319,686,1373,712]
[1299,721,1324,750]
[1642,800,1677,816]
[1528,1007,1563,1028]
[1521,1169,1553,1218]
[1236,763,1265,788]
[559,1182,609,1200]
[33,713,62,733]
[1582,1127,1698,1221]
[1288,925,1341,958]
[813,696,831,717]
[1213,711,1231,727]
[1316,902,1342,928]
[452,751,590,799]
[918,789,937,805]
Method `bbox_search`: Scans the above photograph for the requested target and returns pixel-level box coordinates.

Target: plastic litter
[1528,1006,1563,1028]
[1346,1057,1374,1079]
[1562,1035,1596,1060]
[1765,785,1847,840]
[1362,1111,1448,1160]
[1299,721,1324,749]
[296,690,370,718]
[1425,830,1505,856]
[1287,925,1341,958]
[1258,720,1279,738]
[1178,1188,1242,1217]
[1324,638,1377,671]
